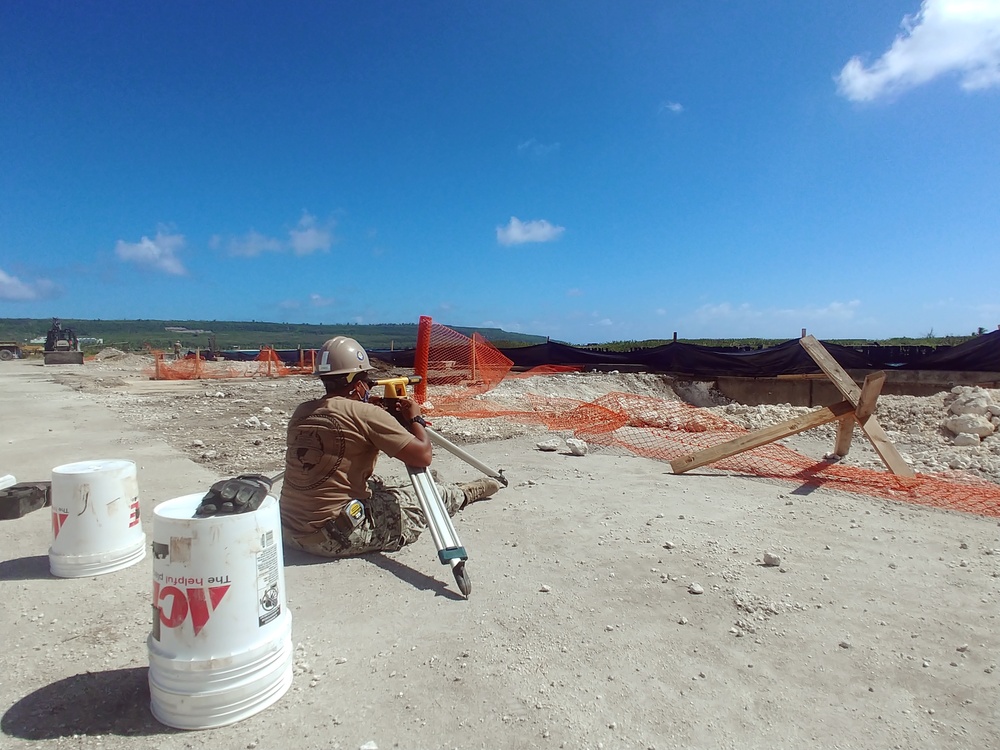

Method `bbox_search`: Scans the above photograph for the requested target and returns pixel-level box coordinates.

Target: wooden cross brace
[670,335,915,477]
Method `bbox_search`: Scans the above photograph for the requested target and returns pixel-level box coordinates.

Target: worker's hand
[194,474,273,517]
[386,397,421,426]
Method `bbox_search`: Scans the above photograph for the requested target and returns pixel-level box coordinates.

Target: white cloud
[220,212,336,258]
[659,101,684,114]
[115,231,186,275]
[566,288,583,297]
[290,212,334,256]
[838,0,1000,101]
[517,138,560,157]
[496,216,566,246]
[0,267,57,300]
[228,230,284,257]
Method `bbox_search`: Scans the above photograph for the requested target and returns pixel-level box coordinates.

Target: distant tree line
[0,318,547,353]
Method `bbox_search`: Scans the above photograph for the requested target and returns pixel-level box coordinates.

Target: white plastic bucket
[48,459,146,578]
[147,493,293,730]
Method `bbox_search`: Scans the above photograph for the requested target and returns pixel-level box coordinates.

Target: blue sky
[2,1,999,345]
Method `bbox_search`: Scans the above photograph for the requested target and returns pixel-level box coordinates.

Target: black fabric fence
[215,331,1000,378]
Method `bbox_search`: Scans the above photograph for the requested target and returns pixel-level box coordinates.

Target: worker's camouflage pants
[282,478,467,558]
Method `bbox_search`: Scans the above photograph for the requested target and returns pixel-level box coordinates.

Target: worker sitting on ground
[279,336,503,558]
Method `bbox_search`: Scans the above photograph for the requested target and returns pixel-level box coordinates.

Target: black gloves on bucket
[194,474,272,517]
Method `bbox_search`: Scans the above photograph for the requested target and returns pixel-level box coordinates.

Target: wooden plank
[798,336,863,403]
[671,400,854,474]
[799,336,915,478]
[834,416,855,457]
[856,419,915,477]
[855,371,886,424]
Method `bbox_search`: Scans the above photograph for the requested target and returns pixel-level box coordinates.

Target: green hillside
[0,318,547,352]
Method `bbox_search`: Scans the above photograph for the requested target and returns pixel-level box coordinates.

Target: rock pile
[943,386,999,446]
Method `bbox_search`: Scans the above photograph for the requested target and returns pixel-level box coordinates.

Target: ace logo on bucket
[51,509,69,538]
[153,578,231,636]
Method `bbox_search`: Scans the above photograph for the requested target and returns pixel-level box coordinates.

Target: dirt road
[1,358,998,750]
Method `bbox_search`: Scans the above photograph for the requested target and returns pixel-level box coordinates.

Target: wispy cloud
[115,230,187,275]
[496,216,566,246]
[290,212,334,256]
[837,0,1000,101]
[517,138,560,157]
[659,101,684,114]
[0,267,58,301]
[566,288,583,297]
[309,293,335,307]
[221,212,336,257]
[686,300,862,336]
[227,230,284,258]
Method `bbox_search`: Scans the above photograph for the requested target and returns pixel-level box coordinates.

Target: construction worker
[279,336,503,558]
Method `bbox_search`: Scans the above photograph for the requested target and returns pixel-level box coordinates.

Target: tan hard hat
[314,336,373,380]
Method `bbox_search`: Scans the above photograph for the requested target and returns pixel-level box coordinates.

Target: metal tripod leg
[426,428,508,486]
[407,466,472,598]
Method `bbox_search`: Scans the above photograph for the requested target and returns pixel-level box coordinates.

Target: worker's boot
[459,478,503,509]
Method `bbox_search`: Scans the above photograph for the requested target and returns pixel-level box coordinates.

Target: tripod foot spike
[452,560,471,598]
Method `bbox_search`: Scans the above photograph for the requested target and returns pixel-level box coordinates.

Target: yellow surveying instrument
[375,375,507,598]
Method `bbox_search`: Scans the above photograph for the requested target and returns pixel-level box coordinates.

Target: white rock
[944,414,994,438]
[762,552,781,567]
[688,583,704,595]
[953,432,981,447]
[566,438,588,456]
[536,438,562,452]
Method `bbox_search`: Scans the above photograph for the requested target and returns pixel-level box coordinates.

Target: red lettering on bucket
[153,581,231,636]
[128,498,140,528]
[52,511,68,538]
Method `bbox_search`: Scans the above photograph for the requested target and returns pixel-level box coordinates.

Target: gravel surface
[3,353,999,750]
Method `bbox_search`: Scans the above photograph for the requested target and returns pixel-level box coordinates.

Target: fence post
[415,316,432,404]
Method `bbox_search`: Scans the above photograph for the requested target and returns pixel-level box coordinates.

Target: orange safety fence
[412,316,514,402]
[405,322,1000,518]
[429,376,1000,518]
[148,348,316,380]
[141,319,1000,518]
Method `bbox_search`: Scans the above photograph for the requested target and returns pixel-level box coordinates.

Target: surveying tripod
[265,375,506,598]
[376,375,507,598]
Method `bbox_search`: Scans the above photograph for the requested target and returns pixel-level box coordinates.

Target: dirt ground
[1,354,999,750]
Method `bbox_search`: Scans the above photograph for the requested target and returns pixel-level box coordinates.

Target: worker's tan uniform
[279,395,466,557]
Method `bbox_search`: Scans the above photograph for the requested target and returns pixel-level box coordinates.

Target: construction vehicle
[0,341,22,361]
[43,318,84,365]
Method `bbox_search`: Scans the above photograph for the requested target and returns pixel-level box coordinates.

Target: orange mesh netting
[145,317,1000,518]
[148,348,314,380]
[433,380,1000,518]
[412,323,1000,518]
[412,316,513,403]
